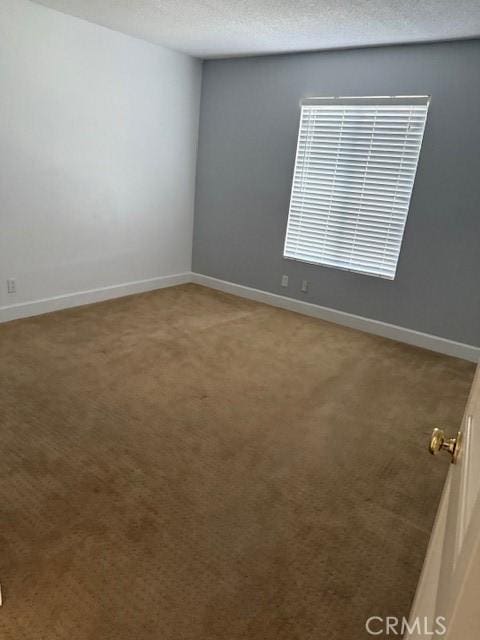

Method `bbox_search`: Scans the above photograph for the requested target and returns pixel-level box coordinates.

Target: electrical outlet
[7,279,16,294]
[301,280,308,293]
[281,274,289,287]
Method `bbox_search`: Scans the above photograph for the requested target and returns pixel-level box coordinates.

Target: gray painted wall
[193,40,480,347]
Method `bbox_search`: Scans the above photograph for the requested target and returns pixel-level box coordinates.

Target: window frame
[283,95,430,280]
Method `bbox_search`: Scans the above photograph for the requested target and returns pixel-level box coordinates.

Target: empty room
[1,1,480,638]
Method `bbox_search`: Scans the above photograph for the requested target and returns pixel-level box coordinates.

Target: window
[283,96,430,279]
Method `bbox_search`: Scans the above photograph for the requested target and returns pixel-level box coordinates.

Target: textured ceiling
[31,0,480,58]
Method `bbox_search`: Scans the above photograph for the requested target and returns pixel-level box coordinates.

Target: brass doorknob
[429,428,462,464]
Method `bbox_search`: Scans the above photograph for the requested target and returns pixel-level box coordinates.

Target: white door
[406,364,480,639]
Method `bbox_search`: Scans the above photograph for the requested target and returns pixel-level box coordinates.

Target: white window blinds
[283,96,430,279]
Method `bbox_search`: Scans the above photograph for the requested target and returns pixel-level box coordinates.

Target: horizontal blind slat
[285,234,401,256]
[293,166,415,183]
[294,157,417,173]
[290,199,408,218]
[292,189,410,208]
[285,224,404,243]
[292,181,413,198]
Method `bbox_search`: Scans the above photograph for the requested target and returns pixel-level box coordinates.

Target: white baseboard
[0,273,191,323]
[191,273,479,363]
[2,270,478,363]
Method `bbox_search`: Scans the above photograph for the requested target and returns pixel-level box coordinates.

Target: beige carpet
[0,284,474,639]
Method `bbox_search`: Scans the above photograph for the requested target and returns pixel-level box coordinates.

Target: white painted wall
[0,0,202,309]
